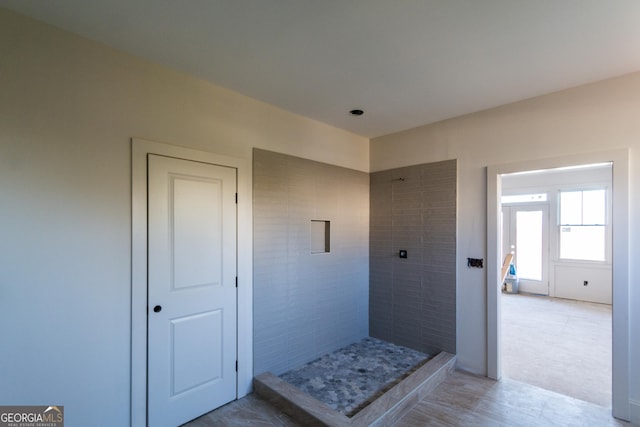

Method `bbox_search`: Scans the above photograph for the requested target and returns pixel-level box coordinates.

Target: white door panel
[171,310,223,395]
[172,177,223,289]
[148,154,237,427]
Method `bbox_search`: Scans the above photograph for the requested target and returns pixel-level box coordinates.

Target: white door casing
[131,139,253,427]
[147,154,237,426]
[487,149,630,421]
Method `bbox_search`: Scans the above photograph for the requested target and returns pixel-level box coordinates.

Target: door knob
[153,305,162,313]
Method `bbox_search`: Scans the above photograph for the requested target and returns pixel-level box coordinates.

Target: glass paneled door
[502,204,549,295]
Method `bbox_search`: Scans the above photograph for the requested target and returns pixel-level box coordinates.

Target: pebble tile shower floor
[278,337,429,416]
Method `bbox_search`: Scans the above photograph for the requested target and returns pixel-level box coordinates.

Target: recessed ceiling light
[349,109,364,116]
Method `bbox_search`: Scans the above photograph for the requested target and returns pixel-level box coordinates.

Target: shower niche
[311,220,330,253]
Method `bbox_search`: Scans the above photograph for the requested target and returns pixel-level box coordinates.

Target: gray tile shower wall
[253,149,370,376]
[370,160,457,355]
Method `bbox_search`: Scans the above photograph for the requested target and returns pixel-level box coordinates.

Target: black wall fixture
[467,258,483,268]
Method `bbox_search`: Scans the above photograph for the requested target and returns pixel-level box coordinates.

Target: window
[501,193,547,204]
[559,189,606,261]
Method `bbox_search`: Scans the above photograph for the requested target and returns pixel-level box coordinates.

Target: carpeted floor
[278,337,429,416]
[502,293,612,407]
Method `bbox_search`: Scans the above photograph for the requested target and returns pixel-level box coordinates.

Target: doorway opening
[499,163,612,406]
[486,149,630,421]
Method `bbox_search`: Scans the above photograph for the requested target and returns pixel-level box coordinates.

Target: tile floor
[392,371,627,427]
[501,293,612,407]
[182,393,298,427]
[184,370,628,426]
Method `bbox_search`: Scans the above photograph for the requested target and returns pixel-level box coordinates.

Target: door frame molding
[487,148,629,421]
[131,138,253,426]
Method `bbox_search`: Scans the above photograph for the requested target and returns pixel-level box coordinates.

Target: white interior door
[503,204,549,295]
[147,154,237,427]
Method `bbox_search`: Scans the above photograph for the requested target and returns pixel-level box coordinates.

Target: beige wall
[371,72,640,420]
[0,7,367,426]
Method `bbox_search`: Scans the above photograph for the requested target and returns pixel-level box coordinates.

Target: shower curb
[254,351,457,427]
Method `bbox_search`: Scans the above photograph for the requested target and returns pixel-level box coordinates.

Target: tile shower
[370,160,457,355]
[253,148,369,376]
[253,149,457,419]
[279,337,429,416]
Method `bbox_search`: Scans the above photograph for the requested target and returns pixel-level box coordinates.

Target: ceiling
[2,0,639,138]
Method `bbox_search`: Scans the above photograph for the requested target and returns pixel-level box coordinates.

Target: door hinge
[235,193,238,204]
[235,360,238,372]
[235,276,238,288]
